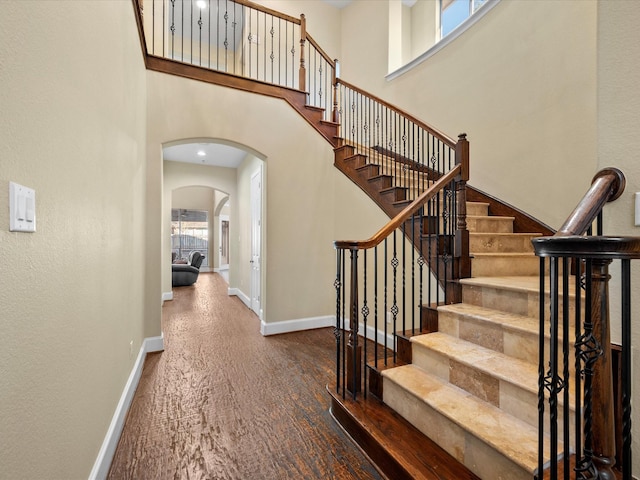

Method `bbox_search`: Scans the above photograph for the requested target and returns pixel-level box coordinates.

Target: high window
[441,0,488,38]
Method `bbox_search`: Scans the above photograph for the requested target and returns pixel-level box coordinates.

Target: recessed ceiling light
[197,150,206,156]
[196,0,206,9]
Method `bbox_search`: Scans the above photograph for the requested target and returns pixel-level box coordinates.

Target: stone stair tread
[468,214,515,220]
[461,276,577,297]
[411,332,538,393]
[383,364,552,474]
[472,252,536,257]
[470,232,542,237]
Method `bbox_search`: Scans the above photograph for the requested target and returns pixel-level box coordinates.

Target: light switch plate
[9,181,36,232]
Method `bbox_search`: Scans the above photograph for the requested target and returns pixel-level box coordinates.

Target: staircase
[334,143,577,479]
[382,201,569,480]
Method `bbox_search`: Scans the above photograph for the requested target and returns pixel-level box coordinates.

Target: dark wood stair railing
[334,138,470,400]
[532,167,636,480]
[132,0,339,143]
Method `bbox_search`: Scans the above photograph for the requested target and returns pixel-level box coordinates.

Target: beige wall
[597,2,640,472]
[147,71,388,325]
[0,1,147,478]
[163,160,238,292]
[340,0,598,230]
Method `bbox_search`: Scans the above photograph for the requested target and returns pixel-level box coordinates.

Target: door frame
[218,214,230,270]
[250,167,263,319]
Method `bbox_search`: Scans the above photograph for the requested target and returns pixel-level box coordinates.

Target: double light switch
[10,181,36,232]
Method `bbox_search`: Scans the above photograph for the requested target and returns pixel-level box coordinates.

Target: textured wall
[146,71,388,325]
[0,1,147,478]
[340,0,598,230]
[597,2,640,473]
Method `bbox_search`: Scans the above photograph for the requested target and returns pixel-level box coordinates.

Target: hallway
[108,273,381,479]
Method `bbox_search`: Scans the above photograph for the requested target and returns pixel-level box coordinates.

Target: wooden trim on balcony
[145,55,337,146]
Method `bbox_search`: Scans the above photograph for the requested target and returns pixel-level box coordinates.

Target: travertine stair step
[409,333,575,435]
[411,332,537,421]
[460,276,578,322]
[471,252,539,276]
[383,364,559,480]
[467,215,514,233]
[470,232,540,253]
[437,302,575,366]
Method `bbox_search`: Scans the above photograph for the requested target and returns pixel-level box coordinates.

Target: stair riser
[466,202,489,216]
[467,217,514,233]
[368,176,392,190]
[438,310,577,367]
[471,255,539,276]
[383,378,533,480]
[470,234,537,254]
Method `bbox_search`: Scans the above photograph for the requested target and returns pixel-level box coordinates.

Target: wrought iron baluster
[391,231,399,363]
[575,259,600,479]
[362,250,368,399]
[562,257,571,476]
[384,237,388,366]
[170,0,175,59]
[374,245,378,370]
[621,258,632,480]
[537,256,546,480]
[335,249,342,393]
[270,17,274,83]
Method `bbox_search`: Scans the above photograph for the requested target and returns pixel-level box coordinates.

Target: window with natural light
[441,0,488,38]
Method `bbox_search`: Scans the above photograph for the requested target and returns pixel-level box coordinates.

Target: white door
[250,169,262,317]
[219,215,230,270]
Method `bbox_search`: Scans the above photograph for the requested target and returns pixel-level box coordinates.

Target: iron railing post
[332,60,339,124]
[589,258,617,478]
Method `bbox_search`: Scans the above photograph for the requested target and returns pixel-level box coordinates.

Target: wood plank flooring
[108,273,381,480]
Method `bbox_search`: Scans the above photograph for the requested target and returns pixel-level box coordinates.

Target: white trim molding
[341,317,396,351]
[162,291,174,302]
[260,315,335,336]
[88,335,164,480]
[228,287,251,309]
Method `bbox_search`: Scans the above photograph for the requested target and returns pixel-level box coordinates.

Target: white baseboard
[88,335,164,480]
[162,291,173,302]
[340,317,396,351]
[228,287,251,309]
[261,315,335,336]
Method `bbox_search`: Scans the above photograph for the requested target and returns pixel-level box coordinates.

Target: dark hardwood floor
[108,273,382,480]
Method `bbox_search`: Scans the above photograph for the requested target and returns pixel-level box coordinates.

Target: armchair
[172,251,205,287]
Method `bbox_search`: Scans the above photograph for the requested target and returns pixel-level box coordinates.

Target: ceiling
[163,142,248,168]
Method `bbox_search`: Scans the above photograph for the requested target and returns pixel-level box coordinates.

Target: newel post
[455,133,471,279]
[332,59,340,124]
[299,14,307,92]
[587,259,617,479]
[347,249,361,397]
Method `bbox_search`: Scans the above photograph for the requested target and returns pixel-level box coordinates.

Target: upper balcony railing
[138,0,336,121]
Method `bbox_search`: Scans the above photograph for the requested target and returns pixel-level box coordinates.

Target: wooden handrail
[556,167,626,236]
[334,164,461,250]
[335,78,457,148]
[233,0,302,24]
[307,34,336,68]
